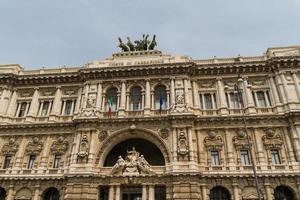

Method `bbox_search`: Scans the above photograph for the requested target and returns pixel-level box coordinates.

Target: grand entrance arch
[97,128,168,200]
[97,127,171,167]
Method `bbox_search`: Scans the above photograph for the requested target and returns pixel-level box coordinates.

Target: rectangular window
[27,155,36,169]
[211,151,220,166]
[257,91,267,107]
[16,102,30,117]
[99,186,109,200]
[271,149,281,164]
[53,155,61,168]
[240,150,251,165]
[253,91,271,108]
[62,100,76,115]
[39,100,52,116]
[200,93,217,110]
[3,155,12,169]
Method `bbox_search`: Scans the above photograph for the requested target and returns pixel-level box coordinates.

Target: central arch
[104,138,165,166]
[97,127,171,167]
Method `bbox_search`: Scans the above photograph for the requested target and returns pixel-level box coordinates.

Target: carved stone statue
[118,37,129,52]
[117,34,157,52]
[148,35,157,50]
[77,135,89,163]
[126,37,135,51]
[110,147,155,176]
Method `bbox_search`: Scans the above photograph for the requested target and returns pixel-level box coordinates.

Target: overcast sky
[0,0,299,69]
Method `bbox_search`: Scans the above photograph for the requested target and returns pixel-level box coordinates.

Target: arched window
[0,187,6,200]
[106,87,118,112]
[43,187,60,200]
[209,186,230,200]
[130,86,142,110]
[274,186,295,200]
[154,85,167,110]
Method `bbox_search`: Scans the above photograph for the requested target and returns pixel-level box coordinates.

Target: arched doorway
[274,186,295,200]
[209,186,231,200]
[43,187,60,200]
[104,138,165,166]
[0,187,6,200]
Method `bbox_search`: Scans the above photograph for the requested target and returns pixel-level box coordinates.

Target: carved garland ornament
[98,130,108,141]
[159,128,170,139]
[262,129,283,150]
[204,130,224,151]
[1,138,19,156]
[233,130,252,150]
[25,137,43,155]
[50,136,69,155]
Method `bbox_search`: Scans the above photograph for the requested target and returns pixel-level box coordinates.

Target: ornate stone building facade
[0,46,300,200]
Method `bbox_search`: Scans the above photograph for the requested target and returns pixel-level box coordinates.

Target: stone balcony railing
[0,106,280,124]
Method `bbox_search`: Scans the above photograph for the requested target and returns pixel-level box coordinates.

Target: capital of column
[55,86,61,89]
[291,70,298,74]
[33,87,39,90]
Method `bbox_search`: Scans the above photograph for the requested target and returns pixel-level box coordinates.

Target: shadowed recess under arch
[103,138,165,166]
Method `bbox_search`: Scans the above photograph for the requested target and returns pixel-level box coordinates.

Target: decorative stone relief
[170,89,190,113]
[25,137,43,155]
[50,136,69,155]
[204,130,223,150]
[262,129,283,149]
[110,147,155,176]
[79,94,97,118]
[1,138,19,156]
[199,80,215,88]
[77,135,89,162]
[233,129,252,150]
[98,130,108,141]
[159,128,170,139]
[177,129,188,156]
[87,94,96,108]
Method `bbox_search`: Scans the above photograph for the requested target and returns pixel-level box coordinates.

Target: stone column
[192,80,200,109]
[282,127,296,163]
[265,183,272,200]
[27,88,40,117]
[6,90,18,117]
[275,73,287,104]
[216,78,228,115]
[172,128,177,162]
[119,81,126,117]
[6,184,15,200]
[142,185,147,200]
[144,79,151,116]
[82,84,89,109]
[253,128,265,164]
[232,183,240,200]
[184,78,190,107]
[115,185,121,200]
[33,186,40,200]
[269,75,281,105]
[95,82,103,110]
[225,129,235,165]
[0,87,11,115]
[50,86,62,117]
[242,77,256,114]
[39,136,51,169]
[187,128,195,163]
[290,124,300,161]
[292,71,300,101]
[201,184,208,200]
[109,185,115,200]
[13,136,26,169]
[280,72,293,102]
[74,87,82,114]
[148,185,155,200]
[170,78,175,106]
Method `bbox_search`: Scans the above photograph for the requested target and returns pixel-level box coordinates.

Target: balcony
[256,107,274,114]
[127,110,144,117]
[199,109,219,116]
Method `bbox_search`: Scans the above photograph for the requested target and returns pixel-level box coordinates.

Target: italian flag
[108,96,113,118]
